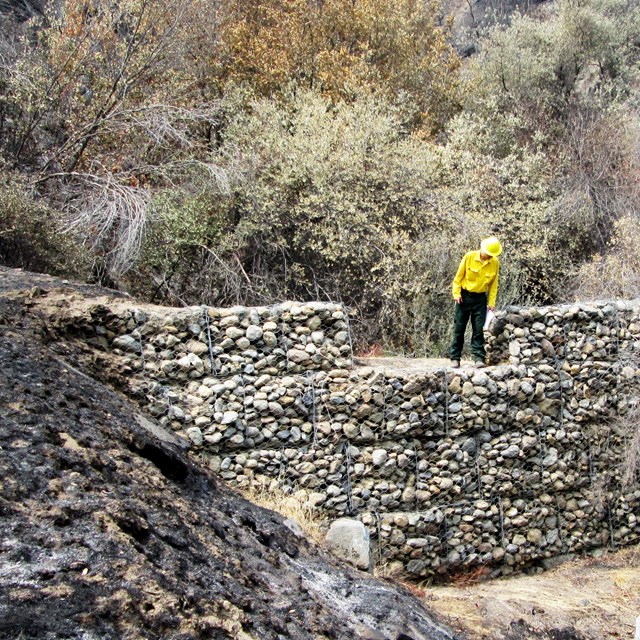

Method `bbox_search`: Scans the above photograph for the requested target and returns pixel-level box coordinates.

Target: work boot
[450,360,460,368]
[473,360,485,368]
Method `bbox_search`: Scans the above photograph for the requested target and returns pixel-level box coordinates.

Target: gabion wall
[65,298,640,580]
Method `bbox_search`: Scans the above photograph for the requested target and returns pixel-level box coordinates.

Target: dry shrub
[558,108,640,256]
[0,172,87,277]
[575,216,640,300]
[395,580,429,599]
[437,564,492,586]
[355,343,384,358]
[238,480,327,545]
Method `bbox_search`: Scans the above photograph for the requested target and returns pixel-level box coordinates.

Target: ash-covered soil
[0,267,458,640]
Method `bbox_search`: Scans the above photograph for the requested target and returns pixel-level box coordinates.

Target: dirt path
[421,547,640,639]
[355,356,482,373]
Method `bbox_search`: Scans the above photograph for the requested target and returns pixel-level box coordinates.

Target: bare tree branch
[62,172,153,278]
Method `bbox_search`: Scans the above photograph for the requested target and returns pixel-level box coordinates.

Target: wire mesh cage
[73,297,640,580]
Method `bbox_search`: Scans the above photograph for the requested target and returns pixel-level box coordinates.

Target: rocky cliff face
[0,267,457,640]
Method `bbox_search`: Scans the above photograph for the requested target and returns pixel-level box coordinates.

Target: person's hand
[455,297,462,304]
[488,306,495,311]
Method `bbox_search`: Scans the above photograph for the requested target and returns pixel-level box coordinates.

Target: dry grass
[238,481,327,545]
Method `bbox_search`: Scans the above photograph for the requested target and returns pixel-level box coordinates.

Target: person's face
[479,251,490,260]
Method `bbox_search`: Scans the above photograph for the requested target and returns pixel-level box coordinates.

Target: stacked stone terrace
[69,298,640,580]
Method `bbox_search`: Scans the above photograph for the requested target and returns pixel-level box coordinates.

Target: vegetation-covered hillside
[1,0,639,353]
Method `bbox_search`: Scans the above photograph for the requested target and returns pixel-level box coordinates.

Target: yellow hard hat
[481,237,502,257]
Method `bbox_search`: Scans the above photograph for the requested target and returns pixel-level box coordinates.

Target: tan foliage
[212,0,461,132]
[32,0,215,173]
[238,480,326,544]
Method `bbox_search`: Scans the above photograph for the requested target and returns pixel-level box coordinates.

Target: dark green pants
[450,289,487,362]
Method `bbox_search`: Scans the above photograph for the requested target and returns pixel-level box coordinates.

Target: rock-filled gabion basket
[62,298,640,580]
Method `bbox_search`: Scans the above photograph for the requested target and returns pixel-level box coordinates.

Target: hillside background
[1,0,639,354]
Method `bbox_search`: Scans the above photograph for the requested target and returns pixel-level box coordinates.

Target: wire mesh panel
[67,297,640,580]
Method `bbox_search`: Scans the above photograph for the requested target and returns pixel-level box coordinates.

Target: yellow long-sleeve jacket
[452,250,500,307]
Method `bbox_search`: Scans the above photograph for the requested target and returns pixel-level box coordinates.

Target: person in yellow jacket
[450,237,502,368]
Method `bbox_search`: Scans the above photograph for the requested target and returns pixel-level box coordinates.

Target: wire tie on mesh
[555,352,565,430]
[475,451,483,499]
[374,510,383,566]
[314,375,328,438]
[554,495,566,552]
[381,375,388,433]
[443,370,449,438]
[606,494,617,550]
[278,446,287,486]
[280,318,290,372]
[413,442,420,511]
[344,442,354,515]
[614,308,622,400]
[135,311,146,373]
[162,385,173,417]
[203,305,218,376]
[343,303,355,370]
[442,508,449,548]
[588,433,595,484]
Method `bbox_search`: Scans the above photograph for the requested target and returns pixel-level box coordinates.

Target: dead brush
[439,564,492,587]
[238,479,327,545]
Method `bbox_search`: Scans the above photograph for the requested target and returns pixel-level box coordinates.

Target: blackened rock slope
[0,267,459,640]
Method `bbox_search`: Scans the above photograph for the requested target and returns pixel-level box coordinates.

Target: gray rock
[326,518,371,571]
[542,448,559,467]
[461,437,477,454]
[113,335,141,352]
[268,401,284,417]
[221,411,239,425]
[311,331,325,345]
[502,445,520,459]
[226,327,245,340]
[263,331,278,347]
[246,325,264,341]
[186,340,208,356]
[288,349,310,363]
[186,426,204,446]
[372,449,388,466]
[520,381,534,395]
[236,337,250,350]
[253,399,269,413]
